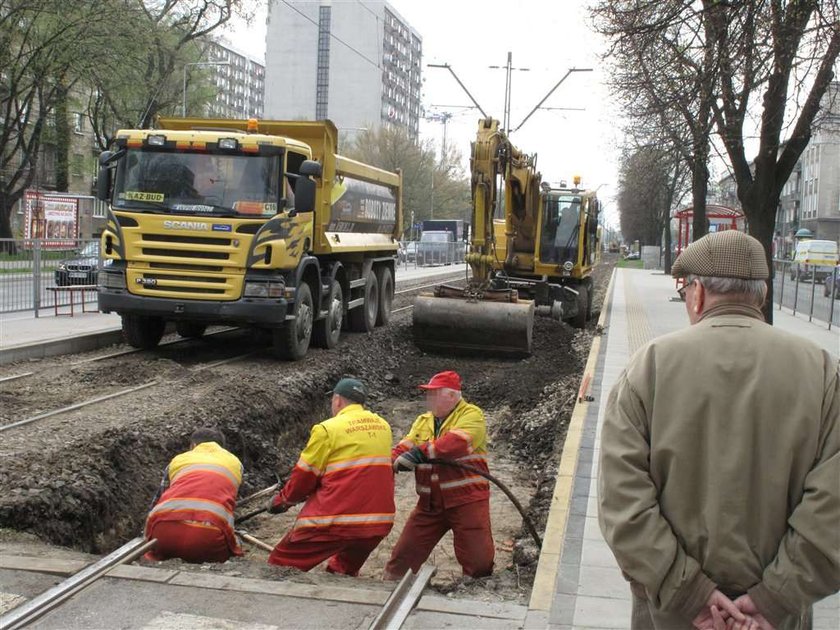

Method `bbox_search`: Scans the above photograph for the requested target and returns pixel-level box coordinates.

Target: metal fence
[0,238,100,315]
[773,259,838,330]
[396,240,467,269]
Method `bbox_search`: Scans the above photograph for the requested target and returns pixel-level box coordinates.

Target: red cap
[418,371,462,391]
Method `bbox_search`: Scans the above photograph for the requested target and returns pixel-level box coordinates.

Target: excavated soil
[0,262,614,604]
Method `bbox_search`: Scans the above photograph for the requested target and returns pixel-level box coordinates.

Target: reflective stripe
[294,512,395,528]
[416,485,431,494]
[398,438,416,448]
[428,443,436,459]
[324,456,391,473]
[150,498,235,529]
[431,474,440,482]
[417,463,432,470]
[170,464,240,488]
[295,458,323,476]
[439,475,488,490]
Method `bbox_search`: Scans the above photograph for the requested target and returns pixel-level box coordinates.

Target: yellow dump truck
[96,118,402,360]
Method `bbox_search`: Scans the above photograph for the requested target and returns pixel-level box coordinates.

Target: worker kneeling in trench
[144,427,244,563]
[384,371,495,580]
[266,378,396,576]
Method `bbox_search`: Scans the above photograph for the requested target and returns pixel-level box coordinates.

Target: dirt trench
[0,261,614,603]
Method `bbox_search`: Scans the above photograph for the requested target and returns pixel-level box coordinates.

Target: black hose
[428,458,542,549]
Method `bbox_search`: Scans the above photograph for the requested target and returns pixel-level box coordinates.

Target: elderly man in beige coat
[598,230,839,630]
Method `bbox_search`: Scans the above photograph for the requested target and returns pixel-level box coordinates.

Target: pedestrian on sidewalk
[144,427,244,563]
[384,371,494,580]
[267,378,395,576]
[598,230,839,630]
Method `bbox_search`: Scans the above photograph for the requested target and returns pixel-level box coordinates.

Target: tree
[344,125,470,236]
[0,0,126,244]
[708,0,840,322]
[592,0,723,244]
[86,0,250,150]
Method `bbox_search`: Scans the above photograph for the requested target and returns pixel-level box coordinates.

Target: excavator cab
[539,193,582,266]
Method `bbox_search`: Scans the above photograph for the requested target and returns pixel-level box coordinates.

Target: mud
[0,263,614,603]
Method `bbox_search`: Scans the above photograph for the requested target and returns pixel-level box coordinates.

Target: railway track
[0,274,466,435]
[0,538,435,630]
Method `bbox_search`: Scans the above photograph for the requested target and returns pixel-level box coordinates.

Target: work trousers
[384,499,494,580]
[145,520,232,563]
[268,533,385,576]
[631,594,813,630]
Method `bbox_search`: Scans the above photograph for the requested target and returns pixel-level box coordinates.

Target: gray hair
[686,274,767,306]
[439,387,462,400]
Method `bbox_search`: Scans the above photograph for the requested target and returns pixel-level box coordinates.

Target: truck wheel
[175,321,207,339]
[348,271,379,332]
[273,283,313,360]
[312,280,343,349]
[376,266,394,326]
[572,285,588,329]
[122,314,165,349]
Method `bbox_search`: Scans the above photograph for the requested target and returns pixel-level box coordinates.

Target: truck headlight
[244,280,285,298]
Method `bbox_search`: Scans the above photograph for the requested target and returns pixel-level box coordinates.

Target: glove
[393,446,427,473]
[267,494,290,514]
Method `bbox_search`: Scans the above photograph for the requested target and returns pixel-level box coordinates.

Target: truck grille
[141,248,229,260]
[141,233,232,246]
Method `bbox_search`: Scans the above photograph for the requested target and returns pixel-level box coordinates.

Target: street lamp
[182,61,230,117]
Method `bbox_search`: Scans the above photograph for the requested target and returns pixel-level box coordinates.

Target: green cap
[330,378,367,404]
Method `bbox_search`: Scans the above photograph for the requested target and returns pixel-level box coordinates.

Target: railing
[396,240,466,269]
[772,259,838,330]
[0,239,101,315]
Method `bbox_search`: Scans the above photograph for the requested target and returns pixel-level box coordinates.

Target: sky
[224,1,622,227]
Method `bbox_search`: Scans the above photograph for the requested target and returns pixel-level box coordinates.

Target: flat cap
[671,230,768,280]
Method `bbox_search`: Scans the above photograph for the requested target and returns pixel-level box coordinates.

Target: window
[73,112,85,134]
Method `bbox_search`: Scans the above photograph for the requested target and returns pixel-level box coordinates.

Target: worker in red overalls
[384,371,494,580]
[267,378,395,576]
[144,427,243,563]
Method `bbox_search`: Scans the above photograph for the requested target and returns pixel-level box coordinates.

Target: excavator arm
[412,119,536,355]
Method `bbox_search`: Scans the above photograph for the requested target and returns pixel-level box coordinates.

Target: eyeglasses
[677,280,694,300]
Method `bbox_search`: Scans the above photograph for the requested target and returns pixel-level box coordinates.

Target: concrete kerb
[525,268,616,622]
[0,328,124,366]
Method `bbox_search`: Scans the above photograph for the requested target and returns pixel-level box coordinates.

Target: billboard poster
[327,177,397,234]
[23,191,79,249]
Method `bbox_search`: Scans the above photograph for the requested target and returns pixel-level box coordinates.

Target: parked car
[624,251,641,261]
[790,239,839,281]
[55,241,100,286]
[823,265,840,299]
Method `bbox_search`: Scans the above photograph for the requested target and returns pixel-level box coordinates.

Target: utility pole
[489,52,530,135]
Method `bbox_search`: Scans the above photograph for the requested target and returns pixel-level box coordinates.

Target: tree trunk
[55,85,70,192]
[743,199,776,325]
[691,156,709,243]
[0,191,22,251]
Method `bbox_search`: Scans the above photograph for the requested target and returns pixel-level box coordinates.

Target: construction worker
[384,371,494,580]
[144,427,243,563]
[267,378,395,576]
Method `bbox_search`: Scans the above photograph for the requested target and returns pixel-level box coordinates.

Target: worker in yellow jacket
[145,427,243,563]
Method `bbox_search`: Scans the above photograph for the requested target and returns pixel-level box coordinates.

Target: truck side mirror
[96,151,114,202]
[295,177,316,213]
[299,160,322,178]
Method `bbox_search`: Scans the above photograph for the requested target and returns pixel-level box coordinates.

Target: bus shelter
[674,205,746,289]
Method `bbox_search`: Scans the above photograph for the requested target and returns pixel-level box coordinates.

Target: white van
[791,239,839,281]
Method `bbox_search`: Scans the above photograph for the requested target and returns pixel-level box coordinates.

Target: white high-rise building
[264,0,422,137]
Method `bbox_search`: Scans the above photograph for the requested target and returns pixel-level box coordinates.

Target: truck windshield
[112,150,280,217]
[540,195,581,264]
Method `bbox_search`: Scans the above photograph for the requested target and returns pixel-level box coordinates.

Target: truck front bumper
[98,289,289,327]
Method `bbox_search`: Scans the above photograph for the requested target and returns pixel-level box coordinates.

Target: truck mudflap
[98,289,289,327]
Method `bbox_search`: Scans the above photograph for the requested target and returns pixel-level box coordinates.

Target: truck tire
[122,314,165,349]
[175,321,207,339]
[348,271,379,333]
[273,283,313,360]
[312,280,343,349]
[572,285,588,329]
[376,266,394,326]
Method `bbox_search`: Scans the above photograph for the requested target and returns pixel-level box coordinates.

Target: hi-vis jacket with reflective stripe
[274,404,395,542]
[394,399,489,509]
[145,441,243,556]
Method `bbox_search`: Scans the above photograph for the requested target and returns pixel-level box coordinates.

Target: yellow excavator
[413,118,600,355]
